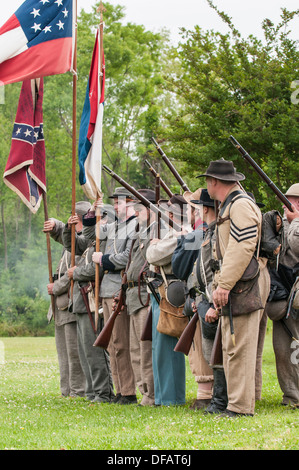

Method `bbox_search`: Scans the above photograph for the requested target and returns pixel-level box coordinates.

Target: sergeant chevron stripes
[230,220,258,243]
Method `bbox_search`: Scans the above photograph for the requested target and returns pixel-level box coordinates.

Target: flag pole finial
[97,1,106,22]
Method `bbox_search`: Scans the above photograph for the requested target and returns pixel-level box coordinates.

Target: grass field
[0,329,298,451]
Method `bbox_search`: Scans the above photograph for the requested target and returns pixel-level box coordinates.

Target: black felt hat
[132,189,156,205]
[191,189,215,207]
[197,159,245,182]
[158,194,187,216]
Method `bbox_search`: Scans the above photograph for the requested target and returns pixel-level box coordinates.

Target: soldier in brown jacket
[198,159,270,417]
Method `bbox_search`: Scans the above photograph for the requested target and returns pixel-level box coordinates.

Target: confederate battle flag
[3,79,46,213]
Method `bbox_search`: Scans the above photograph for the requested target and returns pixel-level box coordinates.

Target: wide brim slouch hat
[158,194,187,217]
[188,188,214,208]
[285,183,299,198]
[132,189,157,206]
[108,186,135,199]
[108,186,136,206]
[183,189,202,208]
[74,201,92,216]
[197,159,245,182]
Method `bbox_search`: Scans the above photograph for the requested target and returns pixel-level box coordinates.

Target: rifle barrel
[145,160,173,198]
[102,165,181,232]
[229,136,293,212]
[151,137,190,192]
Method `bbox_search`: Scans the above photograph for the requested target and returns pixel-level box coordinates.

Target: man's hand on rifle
[67,266,77,279]
[112,294,124,313]
[285,205,299,224]
[43,219,55,232]
[92,252,103,266]
[205,307,220,323]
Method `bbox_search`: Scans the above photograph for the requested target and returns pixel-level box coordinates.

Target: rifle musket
[151,136,190,192]
[229,135,293,212]
[145,159,173,198]
[102,164,181,231]
[144,159,153,169]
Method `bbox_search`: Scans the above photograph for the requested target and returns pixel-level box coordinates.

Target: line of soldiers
[44,158,299,416]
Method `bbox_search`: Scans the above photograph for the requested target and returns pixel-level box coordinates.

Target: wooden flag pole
[31,77,55,320]
[43,192,56,320]
[71,1,78,298]
[94,2,106,331]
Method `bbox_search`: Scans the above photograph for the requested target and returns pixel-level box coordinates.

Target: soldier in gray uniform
[43,202,89,398]
[62,211,114,404]
[266,183,299,407]
[92,187,137,405]
[125,189,157,406]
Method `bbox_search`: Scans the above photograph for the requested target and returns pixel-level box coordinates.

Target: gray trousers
[273,316,299,406]
[130,307,155,405]
[55,321,85,397]
[76,312,114,402]
[102,297,136,397]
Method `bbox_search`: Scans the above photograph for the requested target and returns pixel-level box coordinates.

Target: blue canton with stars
[14,0,73,46]
[12,122,44,145]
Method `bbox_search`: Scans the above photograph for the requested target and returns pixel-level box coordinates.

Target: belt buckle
[128,280,134,288]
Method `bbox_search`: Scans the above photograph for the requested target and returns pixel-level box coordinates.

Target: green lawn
[0,330,298,451]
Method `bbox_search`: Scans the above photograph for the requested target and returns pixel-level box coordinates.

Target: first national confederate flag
[3,79,46,213]
[0,0,76,85]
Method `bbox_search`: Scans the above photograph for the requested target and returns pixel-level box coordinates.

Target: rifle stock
[102,165,181,231]
[140,306,152,342]
[174,312,198,355]
[80,285,96,334]
[151,137,190,192]
[210,319,223,367]
[93,289,124,349]
[229,135,293,212]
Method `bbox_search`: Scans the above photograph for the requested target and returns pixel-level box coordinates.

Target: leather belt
[126,280,145,289]
[148,271,177,281]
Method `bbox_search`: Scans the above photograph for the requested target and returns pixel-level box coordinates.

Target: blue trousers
[151,294,186,405]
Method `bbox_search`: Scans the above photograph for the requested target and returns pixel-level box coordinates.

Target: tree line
[0,1,298,334]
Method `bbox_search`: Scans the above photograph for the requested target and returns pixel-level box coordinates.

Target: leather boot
[205,368,228,414]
